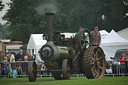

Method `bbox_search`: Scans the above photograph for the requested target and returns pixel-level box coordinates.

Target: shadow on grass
[27,77,79,83]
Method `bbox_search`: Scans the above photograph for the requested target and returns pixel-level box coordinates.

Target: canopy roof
[101,30,128,46]
[117,27,128,40]
[27,34,47,50]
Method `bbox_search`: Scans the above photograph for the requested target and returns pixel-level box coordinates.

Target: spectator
[32,54,36,60]
[35,51,43,65]
[3,57,9,78]
[90,26,101,46]
[5,52,9,60]
[26,50,32,60]
[8,52,15,70]
[24,54,29,61]
[0,51,4,74]
[16,59,22,77]
[119,53,127,73]
[35,51,43,70]
[120,53,127,64]
[15,49,24,61]
[22,56,29,75]
[13,67,17,78]
[0,51,4,62]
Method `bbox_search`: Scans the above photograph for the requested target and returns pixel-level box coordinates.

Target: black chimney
[46,13,54,41]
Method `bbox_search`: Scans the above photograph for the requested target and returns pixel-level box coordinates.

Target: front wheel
[28,61,37,82]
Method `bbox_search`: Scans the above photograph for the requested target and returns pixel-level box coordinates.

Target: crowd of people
[0,49,42,78]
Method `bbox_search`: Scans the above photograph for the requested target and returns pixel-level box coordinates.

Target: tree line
[0,0,128,44]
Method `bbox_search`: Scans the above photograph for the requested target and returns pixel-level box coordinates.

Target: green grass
[0,76,128,85]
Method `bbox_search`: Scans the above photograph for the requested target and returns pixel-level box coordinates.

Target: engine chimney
[46,13,54,41]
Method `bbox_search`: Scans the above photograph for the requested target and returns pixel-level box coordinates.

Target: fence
[0,61,29,77]
[0,61,51,78]
[105,60,128,76]
[0,61,128,78]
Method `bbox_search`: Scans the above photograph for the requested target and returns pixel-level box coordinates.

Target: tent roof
[117,27,128,40]
[99,30,109,43]
[99,30,109,35]
[101,29,128,46]
[27,34,47,49]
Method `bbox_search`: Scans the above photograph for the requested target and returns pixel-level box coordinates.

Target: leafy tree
[0,0,4,11]
[3,0,128,44]
[76,0,128,32]
[0,23,9,39]
[3,0,45,44]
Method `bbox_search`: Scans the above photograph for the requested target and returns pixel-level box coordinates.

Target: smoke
[36,2,58,15]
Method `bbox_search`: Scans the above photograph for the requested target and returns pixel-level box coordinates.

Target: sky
[0,0,11,25]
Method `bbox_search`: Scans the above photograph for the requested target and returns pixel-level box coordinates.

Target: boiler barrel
[57,46,76,61]
[40,43,75,61]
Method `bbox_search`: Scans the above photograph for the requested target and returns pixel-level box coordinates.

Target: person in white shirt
[35,51,44,70]
[8,52,15,73]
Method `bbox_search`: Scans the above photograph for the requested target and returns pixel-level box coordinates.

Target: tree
[0,0,4,11]
[76,0,128,32]
[3,0,128,44]
[3,0,45,44]
[0,23,9,39]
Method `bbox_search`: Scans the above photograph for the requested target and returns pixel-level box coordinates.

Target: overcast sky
[0,0,11,25]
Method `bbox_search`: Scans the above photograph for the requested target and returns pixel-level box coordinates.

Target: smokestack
[46,13,54,41]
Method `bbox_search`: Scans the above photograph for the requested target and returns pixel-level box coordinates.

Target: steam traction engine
[28,13,106,82]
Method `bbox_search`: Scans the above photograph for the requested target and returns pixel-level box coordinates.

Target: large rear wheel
[82,46,106,79]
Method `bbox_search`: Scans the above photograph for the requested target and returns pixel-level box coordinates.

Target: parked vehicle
[110,49,128,74]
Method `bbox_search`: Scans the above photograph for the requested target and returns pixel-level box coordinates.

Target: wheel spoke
[93,54,96,59]
[97,57,103,61]
[91,62,95,65]
[91,65,95,72]
[95,69,100,78]
[98,65,103,70]
[91,57,95,61]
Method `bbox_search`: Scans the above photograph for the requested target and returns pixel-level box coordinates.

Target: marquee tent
[27,34,47,55]
[100,30,128,61]
[117,27,128,40]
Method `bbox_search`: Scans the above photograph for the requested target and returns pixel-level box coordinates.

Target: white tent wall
[27,34,47,56]
[100,44,128,60]
[100,30,128,61]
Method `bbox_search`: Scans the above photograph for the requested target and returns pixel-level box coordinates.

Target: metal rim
[62,59,71,79]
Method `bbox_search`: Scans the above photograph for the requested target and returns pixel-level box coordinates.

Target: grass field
[0,76,128,85]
